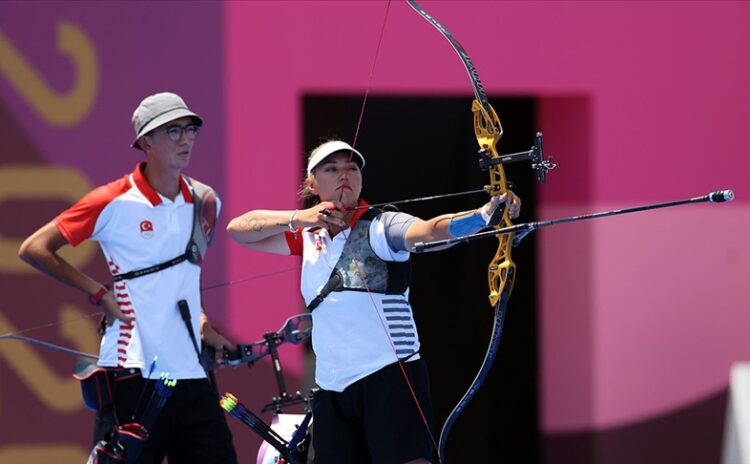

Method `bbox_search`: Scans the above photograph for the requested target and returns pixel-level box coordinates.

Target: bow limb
[0,334,98,359]
[0,308,101,360]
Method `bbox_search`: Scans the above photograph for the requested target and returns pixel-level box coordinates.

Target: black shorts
[93,375,237,464]
[312,359,435,463]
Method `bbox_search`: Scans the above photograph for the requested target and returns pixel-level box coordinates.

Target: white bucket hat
[307,140,366,175]
[131,92,202,149]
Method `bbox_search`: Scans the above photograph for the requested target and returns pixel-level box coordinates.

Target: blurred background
[1,1,748,462]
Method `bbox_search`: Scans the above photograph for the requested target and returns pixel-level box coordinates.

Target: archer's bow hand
[481,192,521,226]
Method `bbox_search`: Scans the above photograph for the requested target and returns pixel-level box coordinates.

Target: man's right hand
[100,291,134,326]
[19,222,133,325]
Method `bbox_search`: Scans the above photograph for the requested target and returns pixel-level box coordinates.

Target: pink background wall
[224,0,750,435]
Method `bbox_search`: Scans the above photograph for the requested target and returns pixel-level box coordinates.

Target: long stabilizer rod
[415,189,735,252]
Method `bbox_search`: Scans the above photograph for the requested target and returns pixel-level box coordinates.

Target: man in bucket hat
[20,92,238,463]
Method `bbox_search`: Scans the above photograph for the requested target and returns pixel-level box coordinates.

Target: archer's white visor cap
[306,141,365,175]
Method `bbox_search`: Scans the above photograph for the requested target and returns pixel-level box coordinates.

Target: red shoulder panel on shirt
[284,228,303,256]
[54,175,131,246]
[350,199,370,228]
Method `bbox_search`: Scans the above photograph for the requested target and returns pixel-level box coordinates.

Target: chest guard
[307,208,411,311]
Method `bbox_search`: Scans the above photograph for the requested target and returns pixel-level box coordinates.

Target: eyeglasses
[155,124,200,142]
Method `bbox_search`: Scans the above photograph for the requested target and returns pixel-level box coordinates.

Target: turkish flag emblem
[140,220,154,239]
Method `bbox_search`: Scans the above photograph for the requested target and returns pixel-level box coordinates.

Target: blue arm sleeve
[447,211,486,237]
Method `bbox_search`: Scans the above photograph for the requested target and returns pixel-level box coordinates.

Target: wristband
[448,211,486,237]
[88,286,108,306]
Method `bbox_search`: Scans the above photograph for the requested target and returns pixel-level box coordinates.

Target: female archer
[227,140,520,463]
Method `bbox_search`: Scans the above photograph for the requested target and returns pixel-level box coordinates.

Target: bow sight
[478,132,559,184]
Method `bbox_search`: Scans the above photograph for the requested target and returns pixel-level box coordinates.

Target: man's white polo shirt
[55,163,219,379]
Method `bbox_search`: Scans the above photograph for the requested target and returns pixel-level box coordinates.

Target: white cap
[306,141,365,175]
[131,92,202,150]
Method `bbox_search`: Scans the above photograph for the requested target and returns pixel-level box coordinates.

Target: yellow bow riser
[472,99,517,307]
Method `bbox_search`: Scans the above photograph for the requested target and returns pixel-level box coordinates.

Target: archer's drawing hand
[296,201,347,229]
